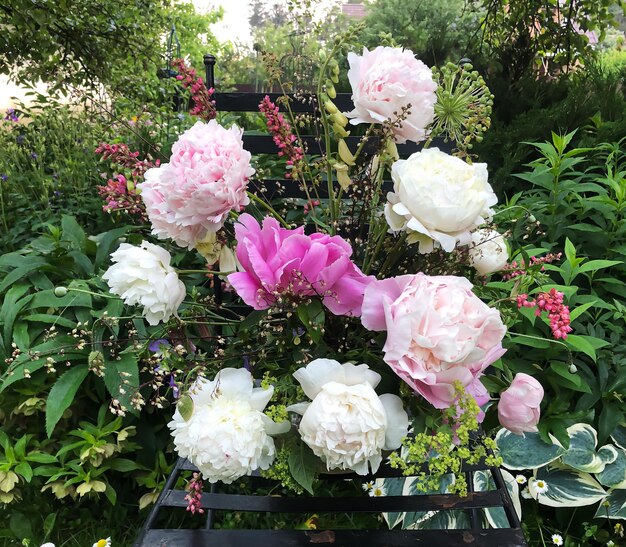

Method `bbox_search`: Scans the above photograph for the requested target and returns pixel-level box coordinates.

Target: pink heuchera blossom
[361,273,506,409]
[140,120,254,249]
[228,214,374,316]
[497,373,544,434]
[346,46,437,144]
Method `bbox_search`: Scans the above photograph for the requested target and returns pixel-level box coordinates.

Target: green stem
[377,233,408,277]
[247,192,290,228]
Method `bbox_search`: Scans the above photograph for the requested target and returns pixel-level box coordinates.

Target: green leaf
[597,448,626,488]
[594,489,626,519]
[474,469,521,527]
[561,423,613,473]
[109,458,142,472]
[297,300,325,344]
[9,513,32,540]
[22,314,77,328]
[0,259,48,293]
[549,362,590,393]
[569,300,597,321]
[14,461,33,483]
[45,365,89,437]
[288,442,318,495]
[102,352,139,414]
[26,452,57,464]
[611,424,626,450]
[104,483,117,505]
[61,215,86,251]
[0,285,31,346]
[599,403,623,445]
[565,335,597,361]
[94,227,130,270]
[530,465,606,508]
[496,429,565,470]
[577,260,622,275]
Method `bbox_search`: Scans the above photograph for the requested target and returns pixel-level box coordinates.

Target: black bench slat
[160,490,504,513]
[141,528,527,547]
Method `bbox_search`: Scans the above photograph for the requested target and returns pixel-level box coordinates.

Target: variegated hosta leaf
[496,429,564,470]
[597,448,626,489]
[381,474,465,530]
[529,465,606,508]
[611,424,626,450]
[473,469,522,528]
[594,489,626,520]
[561,423,617,473]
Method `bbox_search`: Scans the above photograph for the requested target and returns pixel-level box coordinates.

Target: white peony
[168,368,290,484]
[288,359,409,475]
[384,148,498,253]
[102,241,185,326]
[468,229,509,276]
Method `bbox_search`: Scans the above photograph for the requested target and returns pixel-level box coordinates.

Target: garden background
[1,0,626,545]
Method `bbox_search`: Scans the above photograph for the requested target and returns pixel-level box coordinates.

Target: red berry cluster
[516,289,572,339]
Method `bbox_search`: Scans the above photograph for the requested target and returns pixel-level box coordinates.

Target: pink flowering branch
[517,289,572,339]
[258,95,304,179]
[172,59,216,121]
[95,142,158,179]
[97,174,147,220]
[502,253,562,281]
[185,472,205,515]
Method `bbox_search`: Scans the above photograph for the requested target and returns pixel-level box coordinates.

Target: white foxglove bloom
[468,229,508,275]
[102,241,185,325]
[288,359,409,475]
[385,149,498,253]
[168,368,290,484]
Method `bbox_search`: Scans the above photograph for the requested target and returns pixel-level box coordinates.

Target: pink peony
[345,46,437,144]
[498,373,544,434]
[140,120,254,249]
[361,273,506,409]
[227,214,373,316]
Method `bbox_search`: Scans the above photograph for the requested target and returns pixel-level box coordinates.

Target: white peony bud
[468,229,509,275]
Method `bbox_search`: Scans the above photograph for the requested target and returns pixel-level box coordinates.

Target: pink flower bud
[497,373,543,434]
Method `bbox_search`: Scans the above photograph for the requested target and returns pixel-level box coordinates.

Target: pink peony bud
[497,373,544,434]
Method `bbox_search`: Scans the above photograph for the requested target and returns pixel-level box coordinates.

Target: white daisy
[362,481,375,492]
[369,485,386,497]
[93,538,111,547]
[551,533,563,545]
[515,475,527,485]
[533,479,549,494]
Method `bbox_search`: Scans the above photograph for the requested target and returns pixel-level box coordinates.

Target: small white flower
[103,241,185,325]
[515,475,527,485]
[362,481,374,492]
[521,487,532,499]
[533,479,549,494]
[551,533,563,546]
[168,368,289,484]
[607,540,615,546]
[92,539,111,547]
[369,485,386,497]
[40,543,56,547]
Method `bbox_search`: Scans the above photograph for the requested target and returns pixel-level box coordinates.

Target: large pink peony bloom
[498,373,543,434]
[361,273,506,409]
[345,46,437,144]
[140,120,254,248]
[228,214,373,316]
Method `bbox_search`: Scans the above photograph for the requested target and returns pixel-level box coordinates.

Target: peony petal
[380,394,409,450]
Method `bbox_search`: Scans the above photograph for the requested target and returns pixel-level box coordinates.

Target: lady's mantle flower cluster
[258,95,304,178]
[517,289,572,339]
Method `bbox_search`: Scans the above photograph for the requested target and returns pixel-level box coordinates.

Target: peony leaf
[496,429,565,470]
[177,395,194,422]
[288,442,318,495]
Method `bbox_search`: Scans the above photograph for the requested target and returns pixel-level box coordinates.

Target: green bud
[332,111,349,127]
[318,49,327,62]
[54,286,68,297]
[325,80,336,99]
[338,139,355,166]
[569,364,577,374]
[324,99,338,114]
[332,123,349,138]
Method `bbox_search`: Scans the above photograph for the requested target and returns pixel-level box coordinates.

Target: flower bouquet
[96,32,559,526]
